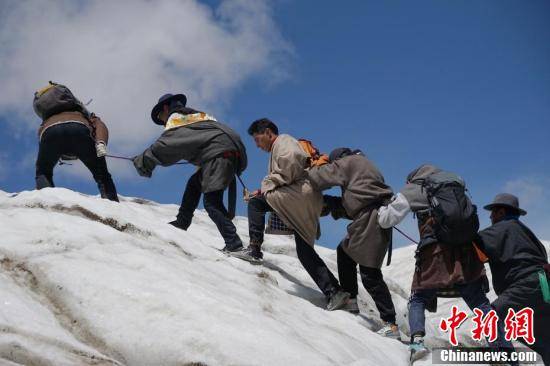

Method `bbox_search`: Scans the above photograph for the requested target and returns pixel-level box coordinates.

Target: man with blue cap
[133,93,247,253]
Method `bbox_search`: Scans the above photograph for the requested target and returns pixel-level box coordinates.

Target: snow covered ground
[0,188,547,366]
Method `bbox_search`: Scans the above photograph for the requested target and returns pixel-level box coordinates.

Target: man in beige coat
[234,118,349,311]
[309,147,399,339]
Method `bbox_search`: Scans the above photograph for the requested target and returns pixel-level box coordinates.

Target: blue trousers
[408,278,513,349]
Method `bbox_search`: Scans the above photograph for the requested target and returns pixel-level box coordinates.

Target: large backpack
[33,81,89,121]
[422,171,479,245]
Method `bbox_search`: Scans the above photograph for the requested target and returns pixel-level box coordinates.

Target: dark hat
[329,147,352,162]
[151,93,187,125]
[328,147,364,162]
[483,193,527,216]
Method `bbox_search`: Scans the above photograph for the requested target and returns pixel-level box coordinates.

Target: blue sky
[1,0,549,248]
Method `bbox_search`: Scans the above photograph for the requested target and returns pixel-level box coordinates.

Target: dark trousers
[248,195,340,297]
[337,245,396,323]
[177,170,242,249]
[492,274,550,365]
[409,277,513,349]
[35,123,118,202]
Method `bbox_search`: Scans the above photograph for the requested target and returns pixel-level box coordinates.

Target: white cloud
[502,176,550,239]
[503,177,547,208]
[0,152,7,181]
[0,0,291,155]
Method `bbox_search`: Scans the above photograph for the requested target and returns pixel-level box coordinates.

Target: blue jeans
[408,278,513,349]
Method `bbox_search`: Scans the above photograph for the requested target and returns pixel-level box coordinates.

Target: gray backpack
[422,171,479,245]
[33,81,89,121]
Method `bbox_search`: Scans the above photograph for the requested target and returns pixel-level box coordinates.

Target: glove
[321,200,331,217]
[331,206,350,221]
[133,154,154,178]
[244,189,261,202]
[95,142,107,157]
[323,195,350,220]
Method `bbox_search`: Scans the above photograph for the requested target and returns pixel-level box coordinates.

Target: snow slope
[0,188,547,365]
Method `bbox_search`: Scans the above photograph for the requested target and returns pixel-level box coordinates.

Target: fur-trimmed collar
[164,112,217,131]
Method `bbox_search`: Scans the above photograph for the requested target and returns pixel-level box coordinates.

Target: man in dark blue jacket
[478,193,549,365]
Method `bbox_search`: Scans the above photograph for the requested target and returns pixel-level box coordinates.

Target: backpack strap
[227,177,236,220]
[35,83,56,98]
[386,228,393,266]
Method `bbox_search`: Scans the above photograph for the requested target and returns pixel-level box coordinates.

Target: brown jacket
[261,134,323,246]
[38,111,109,144]
[308,154,393,268]
[402,165,485,291]
[411,241,486,291]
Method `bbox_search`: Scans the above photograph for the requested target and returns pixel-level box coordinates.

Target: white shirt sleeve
[378,193,411,229]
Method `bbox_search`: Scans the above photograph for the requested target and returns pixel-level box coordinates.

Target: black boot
[169,219,191,231]
[245,244,263,260]
[36,175,53,189]
[228,243,263,263]
[98,180,119,202]
[326,289,350,311]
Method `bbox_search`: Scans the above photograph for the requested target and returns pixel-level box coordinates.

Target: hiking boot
[409,335,429,364]
[221,244,244,253]
[343,297,360,314]
[227,244,263,264]
[36,174,53,189]
[98,180,119,202]
[376,322,401,340]
[168,219,190,231]
[326,290,350,311]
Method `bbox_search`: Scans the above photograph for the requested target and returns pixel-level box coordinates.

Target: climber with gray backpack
[33,81,119,202]
[377,164,514,364]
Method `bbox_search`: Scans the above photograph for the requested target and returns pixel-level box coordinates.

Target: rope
[394,226,419,245]
[236,174,248,191]
[106,154,189,165]
[106,154,133,161]
[68,153,249,195]
[106,154,248,190]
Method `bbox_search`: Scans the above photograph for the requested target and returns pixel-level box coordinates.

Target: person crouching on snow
[308,147,400,339]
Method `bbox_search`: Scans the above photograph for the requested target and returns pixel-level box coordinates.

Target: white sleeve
[378,193,411,229]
